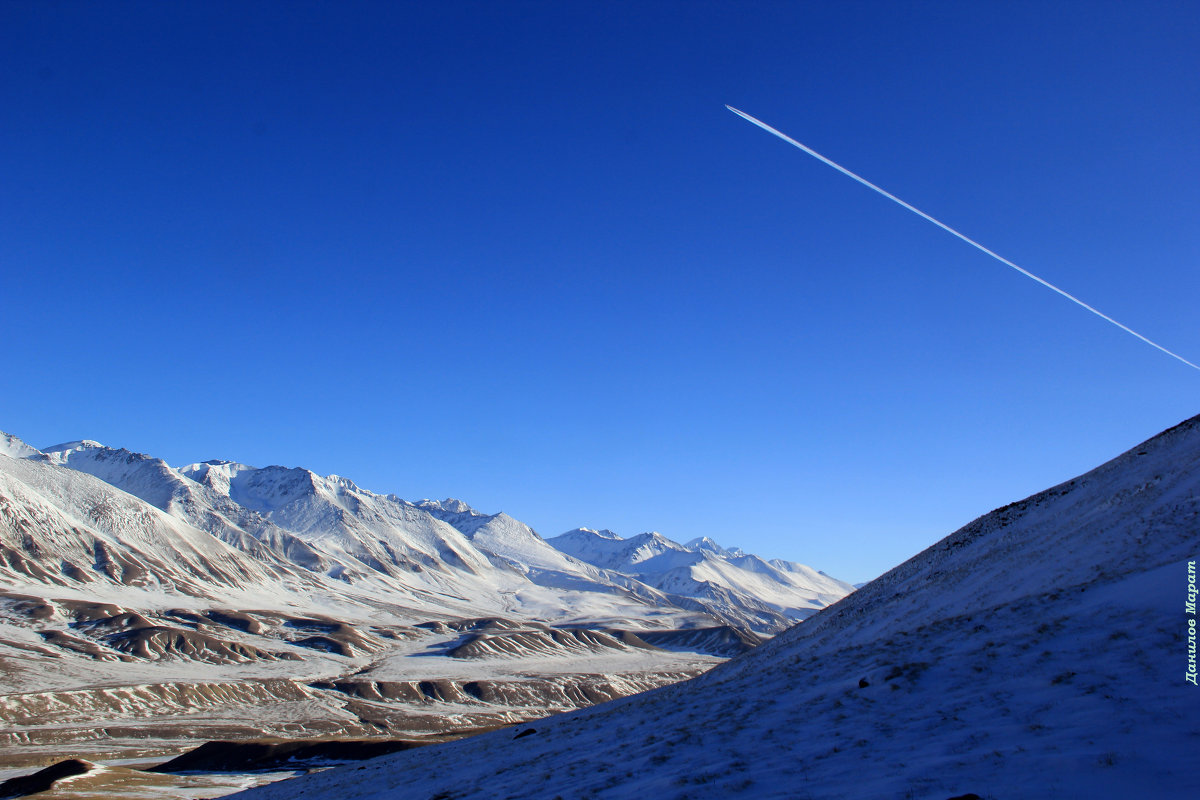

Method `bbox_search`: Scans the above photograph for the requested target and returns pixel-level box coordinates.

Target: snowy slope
[36,442,333,578]
[0,453,284,594]
[412,502,716,626]
[549,527,854,626]
[416,500,588,575]
[551,528,694,572]
[233,415,1200,800]
[0,432,40,460]
[178,462,503,584]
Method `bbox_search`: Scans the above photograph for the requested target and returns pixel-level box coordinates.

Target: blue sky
[2,1,1197,582]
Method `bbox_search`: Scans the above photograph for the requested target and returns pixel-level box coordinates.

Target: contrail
[725,105,1200,373]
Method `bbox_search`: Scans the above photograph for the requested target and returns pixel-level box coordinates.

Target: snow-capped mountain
[174,460,502,587]
[549,527,854,624]
[6,434,851,633]
[231,416,1200,799]
[0,429,857,645]
[552,528,691,572]
[34,441,331,576]
[414,499,598,579]
[0,449,285,596]
[14,436,763,625]
[685,535,743,557]
[410,502,696,621]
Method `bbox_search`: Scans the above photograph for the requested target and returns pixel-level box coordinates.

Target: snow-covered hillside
[0,433,39,460]
[0,452,284,595]
[232,415,1200,799]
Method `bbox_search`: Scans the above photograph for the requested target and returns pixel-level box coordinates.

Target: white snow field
[231,414,1200,799]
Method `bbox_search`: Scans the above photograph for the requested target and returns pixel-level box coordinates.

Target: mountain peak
[414,498,479,515]
[43,439,105,453]
[562,527,623,541]
[685,536,743,557]
[631,531,677,545]
[685,535,717,547]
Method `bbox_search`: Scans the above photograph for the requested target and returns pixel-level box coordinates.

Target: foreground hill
[233,414,1200,799]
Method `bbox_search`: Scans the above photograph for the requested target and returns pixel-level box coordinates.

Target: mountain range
[2,434,850,632]
[0,428,852,783]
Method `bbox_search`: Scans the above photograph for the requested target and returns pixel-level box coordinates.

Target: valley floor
[0,592,728,798]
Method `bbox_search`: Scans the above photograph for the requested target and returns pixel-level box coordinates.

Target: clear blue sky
[3,2,1197,583]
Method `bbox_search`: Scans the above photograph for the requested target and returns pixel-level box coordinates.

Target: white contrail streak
[725,104,1200,373]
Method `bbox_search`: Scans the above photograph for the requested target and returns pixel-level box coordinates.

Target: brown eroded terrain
[0,590,729,797]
